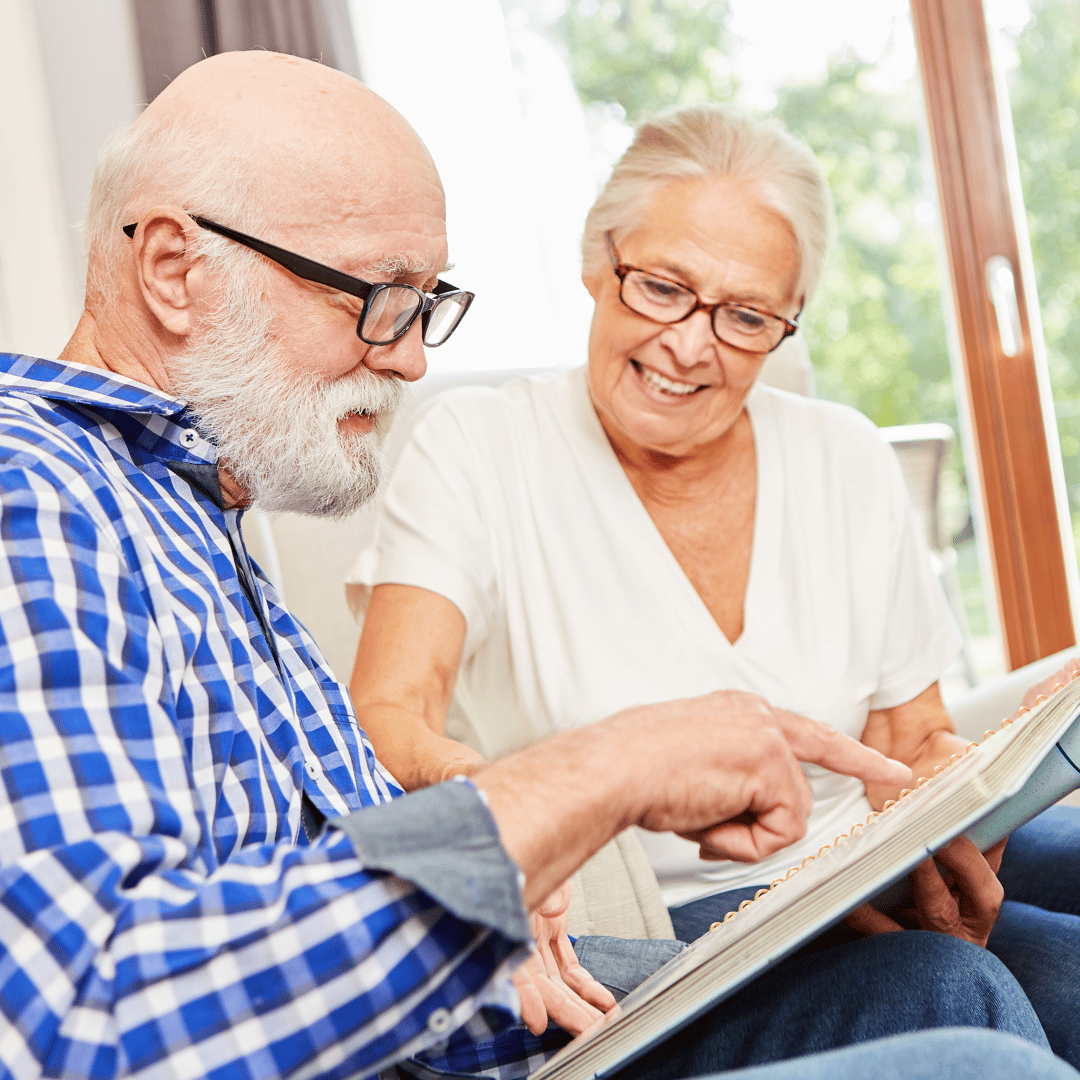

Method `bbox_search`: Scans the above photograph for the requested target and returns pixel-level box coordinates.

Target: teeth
[637,364,700,396]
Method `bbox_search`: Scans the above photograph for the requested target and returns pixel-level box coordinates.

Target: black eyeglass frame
[122,215,474,347]
[605,231,800,355]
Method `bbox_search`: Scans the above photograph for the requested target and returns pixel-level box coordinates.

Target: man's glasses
[122,215,474,347]
[605,232,799,355]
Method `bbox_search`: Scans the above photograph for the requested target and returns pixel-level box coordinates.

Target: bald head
[84,51,444,309]
[145,52,436,228]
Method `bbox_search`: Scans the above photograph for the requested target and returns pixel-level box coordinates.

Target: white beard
[171,282,406,518]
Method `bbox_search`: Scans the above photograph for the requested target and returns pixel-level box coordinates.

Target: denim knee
[878,930,1047,1045]
[572,935,687,1000]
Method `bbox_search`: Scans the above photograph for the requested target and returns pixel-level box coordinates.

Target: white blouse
[347,366,962,902]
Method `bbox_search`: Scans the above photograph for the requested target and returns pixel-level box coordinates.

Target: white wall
[0,0,80,356]
[0,0,142,359]
[347,0,597,372]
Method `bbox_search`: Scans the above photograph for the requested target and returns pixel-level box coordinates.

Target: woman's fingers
[909,837,1004,946]
[983,836,1008,875]
[845,901,904,936]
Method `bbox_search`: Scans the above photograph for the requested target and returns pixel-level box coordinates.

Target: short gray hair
[582,104,834,304]
[83,112,271,307]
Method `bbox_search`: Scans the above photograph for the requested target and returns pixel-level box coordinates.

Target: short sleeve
[868,440,964,710]
[345,394,499,655]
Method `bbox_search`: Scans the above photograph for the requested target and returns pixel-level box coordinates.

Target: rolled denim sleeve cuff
[328,779,531,944]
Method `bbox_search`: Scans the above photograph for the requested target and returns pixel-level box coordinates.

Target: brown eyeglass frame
[605,231,800,355]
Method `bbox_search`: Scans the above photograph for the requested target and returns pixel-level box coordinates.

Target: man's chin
[249,447,384,519]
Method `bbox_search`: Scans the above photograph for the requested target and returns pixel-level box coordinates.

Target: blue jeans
[574,927,1047,1079]
[708,1029,1078,1080]
[667,805,1080,1070]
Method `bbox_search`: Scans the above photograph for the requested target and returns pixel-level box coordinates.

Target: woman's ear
[582,266,603,302]
[129,207,206,337]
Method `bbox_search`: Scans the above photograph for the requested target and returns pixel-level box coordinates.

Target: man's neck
[59,309,173,392]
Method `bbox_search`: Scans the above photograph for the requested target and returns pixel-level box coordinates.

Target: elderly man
[0,50,1072,1080]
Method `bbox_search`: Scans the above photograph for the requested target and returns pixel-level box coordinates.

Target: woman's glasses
[606,232,799,355]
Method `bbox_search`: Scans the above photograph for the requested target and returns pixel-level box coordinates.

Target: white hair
[84,113,406,517]
[83,113,272,307]
[169,260,405,518]
[582,104,834,304]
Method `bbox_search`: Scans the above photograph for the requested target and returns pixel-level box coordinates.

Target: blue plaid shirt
[0,354,561,1080]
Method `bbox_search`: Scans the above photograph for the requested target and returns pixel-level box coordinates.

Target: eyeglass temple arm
[122,218,469,301]
[123,216,375,298]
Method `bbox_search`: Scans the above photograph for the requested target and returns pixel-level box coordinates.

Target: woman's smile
[630,359,709,399]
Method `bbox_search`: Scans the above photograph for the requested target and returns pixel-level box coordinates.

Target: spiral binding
[708,669,1080,931]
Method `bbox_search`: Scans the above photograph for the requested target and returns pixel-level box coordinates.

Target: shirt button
[180,428,200,448]
[304,759,320,780]
[427,1008,452,1034]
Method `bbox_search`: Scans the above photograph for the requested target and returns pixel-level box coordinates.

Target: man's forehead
[254,170,447,282]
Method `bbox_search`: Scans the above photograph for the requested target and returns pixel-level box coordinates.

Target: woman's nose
[660,309,719,369]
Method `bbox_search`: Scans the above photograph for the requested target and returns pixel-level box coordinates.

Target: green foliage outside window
[1005,0,1080,553]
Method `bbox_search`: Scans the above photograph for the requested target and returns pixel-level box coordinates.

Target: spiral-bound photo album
[531,678,1080,1080]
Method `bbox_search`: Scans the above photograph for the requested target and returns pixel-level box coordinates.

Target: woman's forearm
[350,584,476,791]
[353,702,487,790]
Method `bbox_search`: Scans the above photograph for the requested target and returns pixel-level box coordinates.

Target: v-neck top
[348,365,962,900]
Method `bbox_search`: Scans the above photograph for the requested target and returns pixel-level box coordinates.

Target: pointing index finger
[772,708,912,787]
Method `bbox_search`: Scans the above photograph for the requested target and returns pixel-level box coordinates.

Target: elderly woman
[347,105,1080,1065]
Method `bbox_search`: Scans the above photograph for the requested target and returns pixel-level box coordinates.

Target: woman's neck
[604,408,754,507]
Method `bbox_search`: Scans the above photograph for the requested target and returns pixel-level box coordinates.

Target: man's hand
[476,689,910,911]
[847,836,1007,946]
[1022,656,1080,710]
[621,692,912,864]
[511,883,617,1035]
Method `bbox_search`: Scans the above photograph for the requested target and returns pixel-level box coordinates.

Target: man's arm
[0,459,529,1080]
[477,691,911,910]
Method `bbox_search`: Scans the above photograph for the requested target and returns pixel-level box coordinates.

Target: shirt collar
[0,353,224,496]
[0,353,188,416]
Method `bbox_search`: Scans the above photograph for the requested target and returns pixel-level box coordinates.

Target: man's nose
[364,323,428,383]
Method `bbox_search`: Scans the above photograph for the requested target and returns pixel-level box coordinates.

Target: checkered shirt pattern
[0,354,534,1080]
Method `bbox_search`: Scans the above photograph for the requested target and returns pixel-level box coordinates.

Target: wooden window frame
[911,0,1076,669]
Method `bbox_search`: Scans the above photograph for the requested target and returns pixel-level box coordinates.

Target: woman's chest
[642,482,757,646]
[630,425,758,645]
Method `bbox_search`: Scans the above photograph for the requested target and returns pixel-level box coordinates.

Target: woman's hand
[855,681,1007,946]
[847,836,1007,947]
[511,882,617,1036]
[1022,655,1080,710]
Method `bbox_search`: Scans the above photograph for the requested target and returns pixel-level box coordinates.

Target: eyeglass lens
[362,286,423,344]
[621,270,787,351]
[424,293,470,346]
[360,285,471,346]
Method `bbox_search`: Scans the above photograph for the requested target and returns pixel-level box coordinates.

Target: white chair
[879,422,977,687]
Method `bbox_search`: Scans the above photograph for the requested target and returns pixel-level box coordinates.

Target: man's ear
[129,208,206,337]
